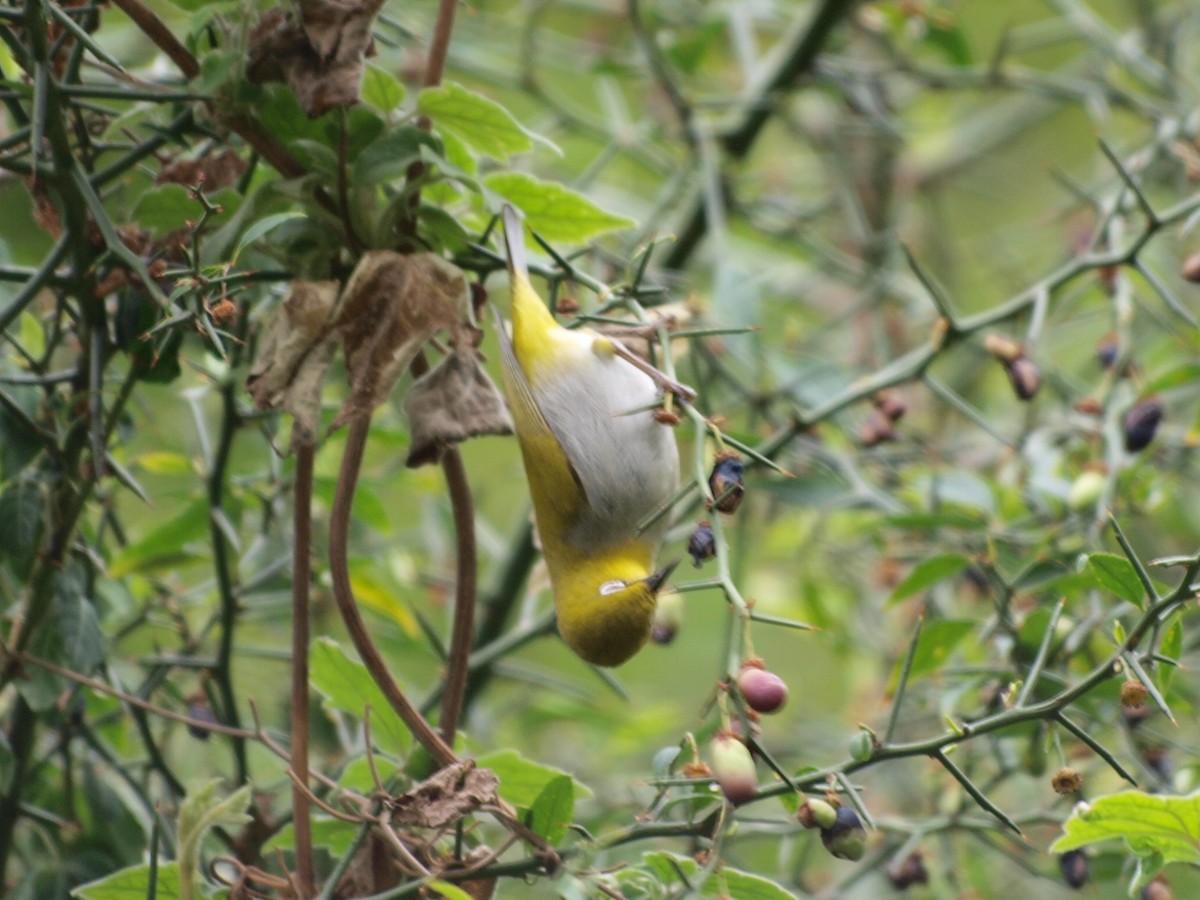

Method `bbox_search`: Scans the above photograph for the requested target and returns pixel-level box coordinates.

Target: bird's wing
[492,305,588,525]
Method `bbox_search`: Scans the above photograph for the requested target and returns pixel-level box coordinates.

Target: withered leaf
[388,761,500,830]
[246,0,385,117]
[246,280,341,451]
[404,345,513,468]
[332,251,469,429]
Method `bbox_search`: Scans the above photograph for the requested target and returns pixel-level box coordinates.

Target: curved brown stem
[290,445,316,898]
[329,415,457,768]
[437,446,476,745]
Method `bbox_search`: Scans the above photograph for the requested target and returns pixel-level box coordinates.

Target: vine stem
[329,416,458,768]
[290,445,316,898]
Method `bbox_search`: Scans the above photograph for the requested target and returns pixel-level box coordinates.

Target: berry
[1067,467,1107,511]
[710,733,757,805]
[650,591,684,645]
[859,408,895,447]
[1182,252,1200,284]
[186,694,216,740]
[1142,874,1173,900]
[1052,766,1084,795]
[1124,397,1163,452]
[1120,678,1149,709]
[708,452,745,514]
[737,663,788,714]
[887,851,929,889]
[797,797,838,830]
[849,730,875,762]
[1059,849,1089,889]
[873,389,907,421]
[1005,356,1042,401]
[1096,333,1119,369]
[821,806,867,861]
[687,521,716,567]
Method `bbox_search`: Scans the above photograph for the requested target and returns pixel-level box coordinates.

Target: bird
[495,204,682,666]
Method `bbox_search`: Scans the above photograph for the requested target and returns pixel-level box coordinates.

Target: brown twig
[290,444,316,898]
[329,415,458,768]
[107,0,199,79]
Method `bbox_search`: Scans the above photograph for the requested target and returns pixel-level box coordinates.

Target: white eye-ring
[599,580,627,596]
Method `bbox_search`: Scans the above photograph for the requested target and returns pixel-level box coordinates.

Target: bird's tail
[501,204,528,278]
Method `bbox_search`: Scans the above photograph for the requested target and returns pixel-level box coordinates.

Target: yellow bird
[496,205,681,666]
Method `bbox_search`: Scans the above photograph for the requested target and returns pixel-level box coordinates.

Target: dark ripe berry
[710,733,757,805]
[1141,746,1173,780]
[797,797,838,830]
[1123,702,1152,728]
[1182,252,1200,284]
[708,452,745,514]
[1142,874,1173,900]
[821,806,867,861]
[469,281,488,316]
[887,852,929,890]
[1059,849,1089,889]
[688,520,716,567]
[859,409,895,447]
[1121,678,1149,709]
[1052,766,1084,795]
[1097,333,1119,369]
[1124,397,1163,452]
[737,663,788,714]
[1005,356,1042,401]
[186,695,216,740]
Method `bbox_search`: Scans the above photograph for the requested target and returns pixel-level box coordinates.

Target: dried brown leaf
[246,280,341,451]
[158,150,248,190]
[388,761,500,830]
[404,346,513,467]
[332,252,468,429]
[246,0,385,117]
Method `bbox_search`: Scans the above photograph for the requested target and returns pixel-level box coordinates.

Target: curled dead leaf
[388,761,500,830]
[246,0,385,117]
[245,279,341,451]
[332,251,470,429]
[404,345,513,467]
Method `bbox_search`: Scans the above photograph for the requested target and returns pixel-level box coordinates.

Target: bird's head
[553,556,679,667]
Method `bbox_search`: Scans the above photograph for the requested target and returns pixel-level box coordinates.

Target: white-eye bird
[495,205,681,666]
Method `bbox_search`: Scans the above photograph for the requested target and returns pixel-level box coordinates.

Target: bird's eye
[599,580,627,596]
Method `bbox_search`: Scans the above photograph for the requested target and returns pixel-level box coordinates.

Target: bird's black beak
[645,559,680,595]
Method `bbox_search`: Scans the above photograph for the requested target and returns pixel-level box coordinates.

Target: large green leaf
[528,774,574,844]
[108,498,210,577]
[475,749,592,808]
[482,172,634,242]
[417,81,534,161]
[310,637,412,755]
[72,862,182,899]
[0,475,45,579]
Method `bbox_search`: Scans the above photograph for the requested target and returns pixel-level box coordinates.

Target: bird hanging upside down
[495,204,683,666]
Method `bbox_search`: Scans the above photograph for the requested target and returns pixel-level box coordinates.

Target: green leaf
[362,63,406,112]
[423,880,475,900]
[417,81,534,161]
[231,212,308,265]
[475,749,592,808]
[1051,790,1200,869]
[108,498,210,577]
[1087,552,1147,608]
[264,816,358,857]
[178,781,251,900]
[132,184,195,235]
[54,568,105,673]
[887,619,974,691]
[642,852,794,898]
[0,475,45,579]
[72,862,182,899]
[482,172,635,242]
[923,22,973,66]
[1159,617,1183,694]
[527,774,574,843]
[1142,362,1200,395]
[352,125,442,186]
[310,637,412,755]
[887,553,970,605]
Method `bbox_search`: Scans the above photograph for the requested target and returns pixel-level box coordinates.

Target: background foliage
[2,0,1200,897]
